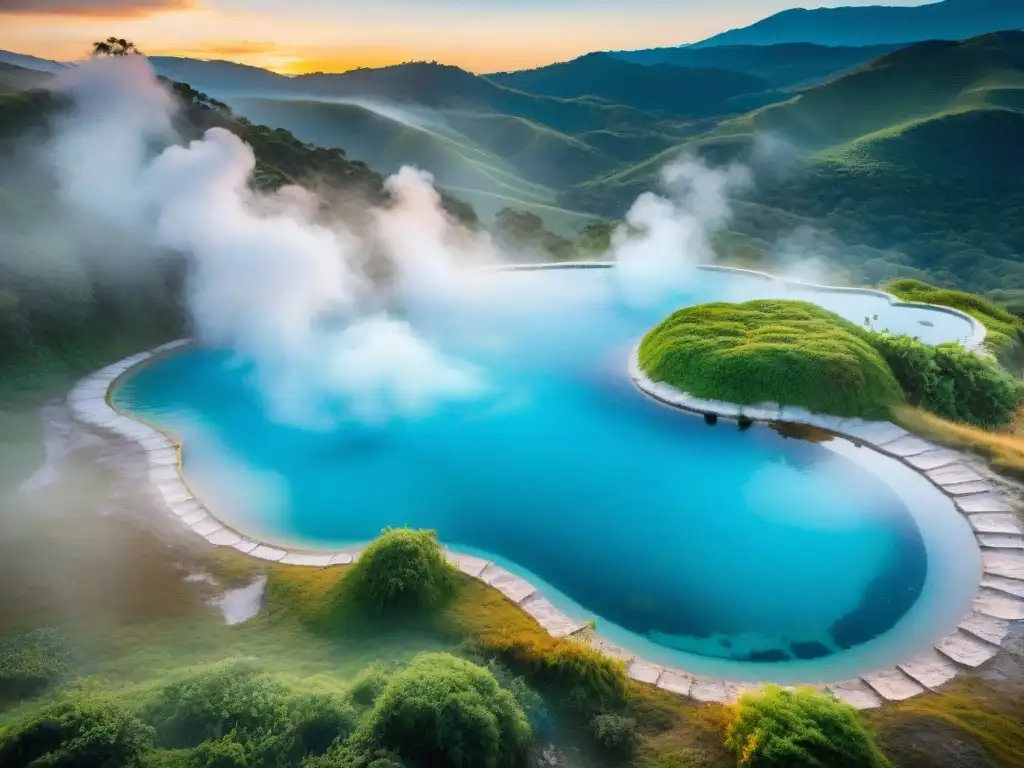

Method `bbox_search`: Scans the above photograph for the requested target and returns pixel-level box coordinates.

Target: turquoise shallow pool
[115,266,981,682]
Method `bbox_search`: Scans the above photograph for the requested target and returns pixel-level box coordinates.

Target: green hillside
[568,32,1024,291]
[487,53,770,116]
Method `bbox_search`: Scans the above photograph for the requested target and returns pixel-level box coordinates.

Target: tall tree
[91,37,142,57]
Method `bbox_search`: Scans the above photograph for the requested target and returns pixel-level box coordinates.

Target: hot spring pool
[114,265,982,683]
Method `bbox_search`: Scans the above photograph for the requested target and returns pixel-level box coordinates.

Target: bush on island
[351,652,532,768]
[639,300,905,420]
[0,695,155,768]
[725,685,891,768]
[344,528,457,614]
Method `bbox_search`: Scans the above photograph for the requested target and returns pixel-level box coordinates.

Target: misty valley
[3,2,1024,768]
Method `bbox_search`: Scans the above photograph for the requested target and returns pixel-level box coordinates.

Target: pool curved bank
[66,264,1020,709]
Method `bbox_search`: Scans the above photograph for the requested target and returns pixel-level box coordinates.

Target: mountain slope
[567,32,1024,291]
[486,53,769,116]
[610,43,901,89]
[694,0,1024,48]
[0,50,68,74]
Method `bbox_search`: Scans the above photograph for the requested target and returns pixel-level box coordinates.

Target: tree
[91,37,142,57]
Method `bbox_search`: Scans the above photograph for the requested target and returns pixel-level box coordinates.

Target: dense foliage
[344,528,457,614]
[638,300,905,420]
[725,686,891,768]
[0,628,77,704]
[492,207,574,261]
[0,695,156,768]
[349,653,532,768]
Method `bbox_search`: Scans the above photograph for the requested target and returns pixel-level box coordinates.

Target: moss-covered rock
[638,299,905,420]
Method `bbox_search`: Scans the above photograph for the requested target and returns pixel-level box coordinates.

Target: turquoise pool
[115,266,981,683]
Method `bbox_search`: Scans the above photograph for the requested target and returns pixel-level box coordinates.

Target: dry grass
[894,404,1024,479]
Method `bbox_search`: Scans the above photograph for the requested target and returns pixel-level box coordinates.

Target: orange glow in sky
[0,1,930,73]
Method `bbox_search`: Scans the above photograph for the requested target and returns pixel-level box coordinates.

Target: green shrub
[288,693,357,756]
[638,300,905,420]
[347,663,391,709]
[871,333,1022,427]
[144,659,290,748]
[344,529,457,614]
[589,713,639,756]
[185,734,251,768]
[0,628,78,704]
[353,652,532,768]
[725,686,890,768]
[0,694,155,768]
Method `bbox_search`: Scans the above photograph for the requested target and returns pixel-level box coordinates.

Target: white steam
[610,155,751,306]
[47,56,486,427]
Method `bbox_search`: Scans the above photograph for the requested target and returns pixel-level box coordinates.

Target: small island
[637,299,1021,427]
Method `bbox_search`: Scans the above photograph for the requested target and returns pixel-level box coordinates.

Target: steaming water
[114,266,981,683]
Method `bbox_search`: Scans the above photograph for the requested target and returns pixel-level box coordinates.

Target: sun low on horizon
[0,0,935,74]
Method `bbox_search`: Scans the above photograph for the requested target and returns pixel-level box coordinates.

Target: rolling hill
[609,42,901,89]
[487,53,770,116]
[692,0,1024,49]
[567,32,1024,291]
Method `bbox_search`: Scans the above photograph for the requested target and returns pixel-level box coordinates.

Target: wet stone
[779,405,814,424]
[881,435,936,457]
[936,631,999,667]
[898,650,958,690]
[983,550,1024,580]
[946,480,996,497]
[447,552,489,578]
[250,545,287,562]
[972,590,1024,621]
[481,565,537,604]
[960,612,1011,645]
[626,660,663,685]
[191,519,223,537]
[826,679,882,710]
[205,529,243,547]
[519,594,583,637]
[841,421,907,446]
[862,669,925,701]
[181,510,209,526]
[231,539,260,555]
[977,534,1024,550]
[982,574,1024,598]
[657,669,693,697]
[956,493,1014,514]
[927,464,983,485]
[970,514,1023,535]
[905,449,961,471]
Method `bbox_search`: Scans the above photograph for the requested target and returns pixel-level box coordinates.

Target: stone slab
[149,466,181,484]
[841,421,908,446]
[689,678,735,703]
[956,493,1014,514]
[328,552,354,565]
[147,451,179,468]
[972,590,1024,621]
[590,636,634,663]
[862,669,925,701]
[447,552,490,578]
[936,630,999,667]
[232,539,259,554]
[250,545,287,562]
[982,574,1024,598]
[881,435,937,457]
[946,480,996,497]
[898,649,958,689]
[169,499,203,518]
[181,510,209,526]
[826,679,883,710]
[905,449,961,471]
[626,659,663,685]
[738,403,780,421]
[804,414,847,432]
[519,594,583,637]
[280,552,333,567]
[960,611,1011,644]
[779,405,815,424]
[657,669,694,697]
[927,465,983,485]
[140,435,171,450]
[481,565,536,604]
[970,514,1023,535]
[158,483,195,505]
[978,534,1024,550]
[191,519,223,537]
[205,529,243,547]
[983,550,1024,580]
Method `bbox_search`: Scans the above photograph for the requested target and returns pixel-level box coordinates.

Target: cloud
[0,0,193,16]
[151,41,278,58]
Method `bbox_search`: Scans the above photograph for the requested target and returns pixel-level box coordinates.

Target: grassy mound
[638,300,905,420]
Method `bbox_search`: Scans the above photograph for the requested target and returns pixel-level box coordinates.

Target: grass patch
[883,278,1024,358]
[638,299,905,420]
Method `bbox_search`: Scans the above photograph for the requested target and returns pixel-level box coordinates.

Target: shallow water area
[115,266,981,683]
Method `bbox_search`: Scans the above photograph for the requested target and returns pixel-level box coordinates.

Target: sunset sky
[1,0,931,74]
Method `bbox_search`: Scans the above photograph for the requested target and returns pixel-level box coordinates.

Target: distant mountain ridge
[693,0,1024,48]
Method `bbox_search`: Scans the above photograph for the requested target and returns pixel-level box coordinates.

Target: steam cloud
[610,156,752,306]
[46,56,486,428]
